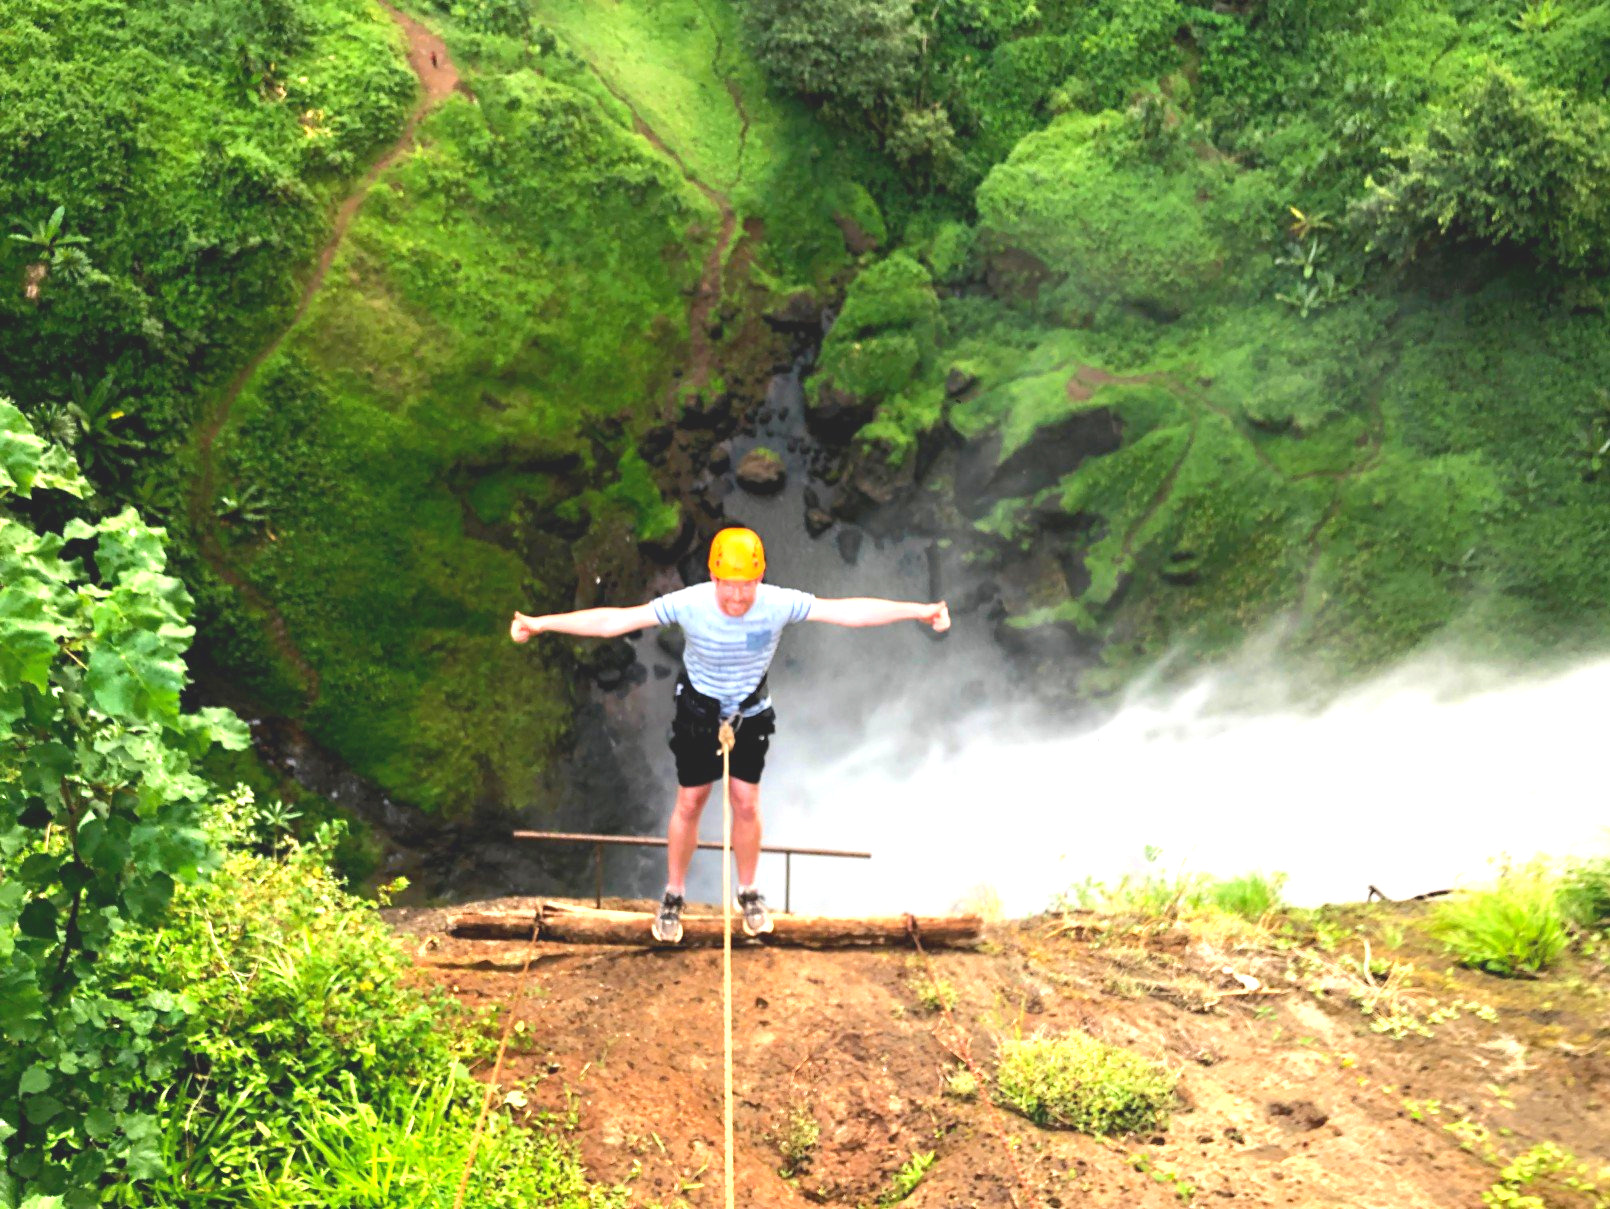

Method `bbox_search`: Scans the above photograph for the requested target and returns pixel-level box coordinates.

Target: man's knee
[674,785,712,822]
[728,779,761,823]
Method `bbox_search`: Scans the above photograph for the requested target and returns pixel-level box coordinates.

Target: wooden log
[448,902,983,948]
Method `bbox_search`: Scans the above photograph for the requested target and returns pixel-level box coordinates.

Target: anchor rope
[718,716,738,1209]
[453,909,542,1209]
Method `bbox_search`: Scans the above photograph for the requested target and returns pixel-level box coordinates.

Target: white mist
[747,653,1610,917]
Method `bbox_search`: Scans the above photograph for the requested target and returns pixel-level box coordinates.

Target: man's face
[714,577,759,617]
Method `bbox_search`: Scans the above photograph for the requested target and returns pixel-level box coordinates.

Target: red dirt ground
[386,899,1610,1208]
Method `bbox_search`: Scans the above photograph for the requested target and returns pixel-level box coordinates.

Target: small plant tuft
[772,1104,820,1177]
[1430,865,1570,976]
[879,1150,936,1204]
[995,1030,1176,1135]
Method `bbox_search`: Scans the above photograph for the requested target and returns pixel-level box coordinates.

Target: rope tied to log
[718,715,737,1209]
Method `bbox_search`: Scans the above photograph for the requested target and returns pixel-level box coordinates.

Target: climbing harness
[453,911,542,1209]
[905,917,1041,1209]
[718,714,739,1209]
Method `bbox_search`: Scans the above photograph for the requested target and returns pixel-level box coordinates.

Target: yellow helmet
[708,527,765,581]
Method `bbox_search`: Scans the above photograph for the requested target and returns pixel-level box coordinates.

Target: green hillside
[9,0,1610,811]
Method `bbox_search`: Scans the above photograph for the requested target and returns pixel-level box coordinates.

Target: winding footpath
[191,4,469,706]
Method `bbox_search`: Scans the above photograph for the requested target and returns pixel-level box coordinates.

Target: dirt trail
[191,3,469,705]
[390,898,1610,1208]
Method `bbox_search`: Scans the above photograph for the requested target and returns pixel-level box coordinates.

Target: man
[510,526,950,943]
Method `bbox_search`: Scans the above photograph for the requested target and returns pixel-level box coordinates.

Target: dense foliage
[1,405,613,1204]
[1,400,248,1202]
[0,0,413,508]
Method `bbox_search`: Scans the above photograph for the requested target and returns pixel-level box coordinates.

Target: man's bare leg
[666,783,713,893]
[729,778,762,888]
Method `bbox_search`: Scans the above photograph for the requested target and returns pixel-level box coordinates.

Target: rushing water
[766,653,1610,917]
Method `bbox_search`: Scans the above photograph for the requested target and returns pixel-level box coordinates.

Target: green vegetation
[1482,1141,1610,1209]
[1,409,614,1205]
[771,1104,819,1178]
[1560,856,1610,930]
[877,1149,936,1205]
[1431,865,1572,976]
[104,789,614,1209]
[0,0,414,503]
[994,1030,1176,1134]
[1,400,249,1201]
[1063,849,1287,924]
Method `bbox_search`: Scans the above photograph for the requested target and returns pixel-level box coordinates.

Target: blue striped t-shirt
[651,582,815,716]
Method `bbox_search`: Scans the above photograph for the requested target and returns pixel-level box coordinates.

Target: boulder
[763,291,824,334]
[637,509,694,565]
[836,527,864,565]
[806,383,876,443]
[805,507,834,538]
[735,447,787,495]
[944,368,979,398]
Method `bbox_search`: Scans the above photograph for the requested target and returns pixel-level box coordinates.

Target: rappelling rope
[905,915,1040,1209]
[453,909,542,1209]
[718,716,738,1209]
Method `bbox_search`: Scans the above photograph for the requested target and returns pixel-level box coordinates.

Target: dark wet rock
[736,448,787,495]
[640,423,675,464]
[833,212,880,254]
[652,663,673,680]
[945,368,979,398]
[680,389,731,431]
[763,291,824,334]
[954,408,1123,519]
[708,445,732,474]
[637,510,694,565]
[656,625,686,659]
[585,638,638,689]
[805,507,835,538]
[981,244,1060,302]
[803,485,822,511]
[806,383,876,443]
[833,446,916,522]
[836,527,864,565]
[623,662,649,687]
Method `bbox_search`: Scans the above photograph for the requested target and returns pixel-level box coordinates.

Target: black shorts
[668,697,777,787]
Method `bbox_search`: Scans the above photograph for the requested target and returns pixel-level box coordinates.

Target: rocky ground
[385,899,1610,1208]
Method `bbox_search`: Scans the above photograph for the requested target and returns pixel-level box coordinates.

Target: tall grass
[100,789,618,1208]
[1559,856,1610,929]
[1061,849,1286,924]
[1430,865,1570,976]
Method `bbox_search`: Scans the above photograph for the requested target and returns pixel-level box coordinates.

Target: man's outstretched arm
[510,602,659,642]
[808,597,950,632]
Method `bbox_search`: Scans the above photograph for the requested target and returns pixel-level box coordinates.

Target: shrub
[1430,865,1571,977]
[1558,856,1610,929]
[1206,872,1288,922]
[1354,64,1610,272]
[99,789,615,1208]
[994,1031,1176,1134]
[741,0,919,119]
